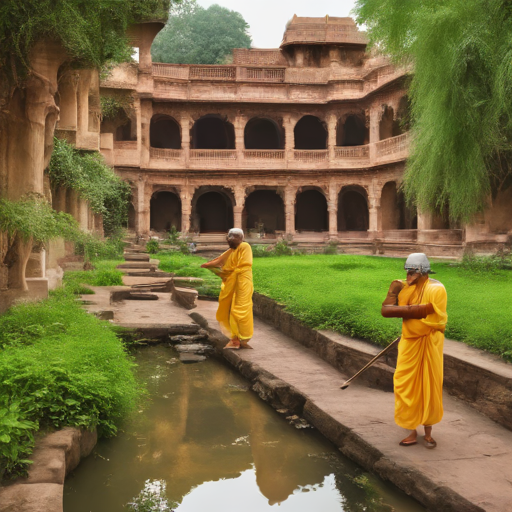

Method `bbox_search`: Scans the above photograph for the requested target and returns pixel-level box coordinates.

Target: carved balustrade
[113,133,409,169]
[375,133,410,158]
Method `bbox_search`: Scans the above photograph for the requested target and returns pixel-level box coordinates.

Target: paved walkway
[192,300,512,512]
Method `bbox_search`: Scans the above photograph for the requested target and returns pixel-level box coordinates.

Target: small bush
[146,239,160,254]
[459,250,512,274]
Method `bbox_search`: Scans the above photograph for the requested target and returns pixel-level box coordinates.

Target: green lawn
[253,254,512,360]
[151,251,512,360]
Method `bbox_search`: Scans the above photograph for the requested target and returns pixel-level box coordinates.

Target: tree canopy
[354,0,512,221]
[151,0,252,65]
[0,0,170,80]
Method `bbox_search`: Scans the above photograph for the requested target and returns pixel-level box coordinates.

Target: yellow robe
[394,276,448,430]
[215,242,254,341]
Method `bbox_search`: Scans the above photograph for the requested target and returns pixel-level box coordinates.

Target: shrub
[146,239,160,254]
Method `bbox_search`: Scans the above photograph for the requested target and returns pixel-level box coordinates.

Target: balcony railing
[293,150,329,162]
[243,150,285,160]
[109,133,410,169]
[334,145,369,158]
[151,63,407,90]
[150,147,182,159]
[190,149,237,161]
[375,133,410,158]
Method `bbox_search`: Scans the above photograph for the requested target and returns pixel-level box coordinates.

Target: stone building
[99,15,511,257]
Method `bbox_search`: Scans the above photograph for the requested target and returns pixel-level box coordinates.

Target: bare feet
[399,430,418,446]
[239,340,253,349]
[224,339,240,350]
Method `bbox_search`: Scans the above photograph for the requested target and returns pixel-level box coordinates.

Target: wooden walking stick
[340,336,401,390]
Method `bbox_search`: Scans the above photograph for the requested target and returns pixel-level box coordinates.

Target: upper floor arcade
[100,95,411,171]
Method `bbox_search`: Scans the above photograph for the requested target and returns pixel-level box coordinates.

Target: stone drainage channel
[63,342,425,512]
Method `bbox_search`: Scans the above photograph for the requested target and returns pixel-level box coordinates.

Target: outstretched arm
[200,249,232,268]
[380,279,434,319]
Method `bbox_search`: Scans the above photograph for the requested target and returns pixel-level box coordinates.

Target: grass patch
[156,251,221,297]
[252,254,512,360]
[0,260,138,479]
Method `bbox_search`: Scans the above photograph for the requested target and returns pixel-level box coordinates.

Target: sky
[196,0,359,49]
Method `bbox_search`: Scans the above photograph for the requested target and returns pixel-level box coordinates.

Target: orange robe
[215,242,254,341]
[394,276,448,429]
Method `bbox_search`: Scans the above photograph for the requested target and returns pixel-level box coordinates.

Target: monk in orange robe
[381,253,447,448]
[201,228,254,349]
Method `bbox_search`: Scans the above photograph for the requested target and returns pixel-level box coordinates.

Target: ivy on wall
[49,138,130,236]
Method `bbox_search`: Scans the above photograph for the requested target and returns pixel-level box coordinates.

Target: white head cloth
[228,228,244,239]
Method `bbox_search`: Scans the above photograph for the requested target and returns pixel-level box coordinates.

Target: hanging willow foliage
[354,0,512,221]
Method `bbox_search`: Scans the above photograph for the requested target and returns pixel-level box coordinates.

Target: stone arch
[379,105,402,141]
[243,188,285,234]
[192,186,234,233]
[338,185,369,231]
[336,114,368,146]
[294,115,327,149]
[295,188,328,231]
[150,114,181,149]
[191,115,235,149]
[150,190,182,232]
[244,117,283,149]
[396,95,411,133]
[380,181,417,230]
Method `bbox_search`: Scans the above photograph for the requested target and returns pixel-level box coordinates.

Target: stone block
[25,447,66,485]
[25,278,49,300]
[0,483,63,512]
[79,429,98,459]
[171,286,198,310]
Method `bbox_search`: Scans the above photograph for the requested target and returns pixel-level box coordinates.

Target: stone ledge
[0,428,97,512]
[197,315,485,512]
[252,292,512,431]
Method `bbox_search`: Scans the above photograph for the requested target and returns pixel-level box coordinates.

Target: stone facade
[99,15,511,257]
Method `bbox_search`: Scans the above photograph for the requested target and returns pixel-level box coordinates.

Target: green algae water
[63,346,425,512]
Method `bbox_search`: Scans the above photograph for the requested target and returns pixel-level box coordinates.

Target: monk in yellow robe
[381,253,447,448]
[201,228,254,349]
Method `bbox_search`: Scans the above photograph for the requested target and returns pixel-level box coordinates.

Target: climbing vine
[49,138,131,236]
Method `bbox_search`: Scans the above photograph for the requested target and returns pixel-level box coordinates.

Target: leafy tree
[354,0,512,221]
[0,0,170,81]
[152,0,252,65]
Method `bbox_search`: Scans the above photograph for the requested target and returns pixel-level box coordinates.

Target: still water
[64,346,425,512]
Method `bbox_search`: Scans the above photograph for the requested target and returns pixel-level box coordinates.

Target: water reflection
[64,346,425,512]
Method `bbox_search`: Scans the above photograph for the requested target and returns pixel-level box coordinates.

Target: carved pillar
[180,114,191,167]
[328,181,338,238]
[369,106,380,161]
[284,185,297,239]
[284,115,295,166]
[234,114,246,163]
[233,185,245,231]
[140,99,152,168]
[180,186,192,234]
[327,114,337,163]
[137,178,150,236]
[368,197,380,234]
[417,210,433,243]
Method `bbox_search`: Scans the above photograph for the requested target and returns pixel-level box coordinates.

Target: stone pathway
[80,259,512,512]
[192,300,512,512]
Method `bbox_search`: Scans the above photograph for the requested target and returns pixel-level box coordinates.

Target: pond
[64,346,425,512]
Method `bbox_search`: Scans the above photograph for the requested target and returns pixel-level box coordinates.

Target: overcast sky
[196,0,359,48]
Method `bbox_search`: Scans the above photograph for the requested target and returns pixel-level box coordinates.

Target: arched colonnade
[132,180,417,237]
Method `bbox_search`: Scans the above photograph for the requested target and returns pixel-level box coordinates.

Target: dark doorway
[244,118,282,149]
[295,189,328,231]
[381,182,417,230]
[337,115,367,146]
[338,188,369,231]
[115,118,136,141]
[192,116,235,149]
[379,106,403,140]
[150,115,181,149]
[150,192,182,232]
[127,203,136,230]
[196,192,233,232]
[243,190,285,233]
[294,116,327,149]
